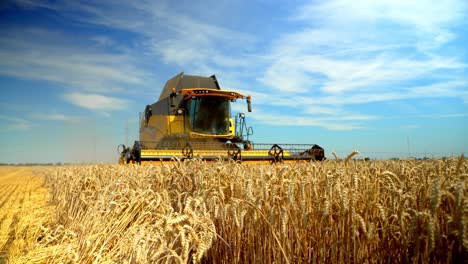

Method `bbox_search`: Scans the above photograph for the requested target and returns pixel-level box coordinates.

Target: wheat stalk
[9,156,465,263]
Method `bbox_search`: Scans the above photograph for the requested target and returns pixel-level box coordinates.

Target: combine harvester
[118,72,325,164]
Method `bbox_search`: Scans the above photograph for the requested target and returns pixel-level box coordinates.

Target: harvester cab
[119,72,324,164]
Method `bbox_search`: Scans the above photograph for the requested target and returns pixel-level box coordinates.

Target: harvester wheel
[182,142,194,159]
[227,144,241,161]
[268,144,284,163]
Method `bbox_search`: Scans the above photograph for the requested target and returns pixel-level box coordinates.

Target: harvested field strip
[1,212,21,254]
[0,186,18,211]
[0,186,20,246]
[0,167,54,263]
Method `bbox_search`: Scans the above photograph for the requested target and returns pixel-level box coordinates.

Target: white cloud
[0,27,148,95]
[140,4,255,73]
[262,42,455,97]
[383,113,468,120]
[35,0,255,72]
[431,113,468,118]
[11,0,55,9]
[296,0,467,32]
[30,113,71,121]
[63,92,129,111]
[316,81,467,106]
[90,36,116,47]
[304,105,341,115]
[3,0,466,132]
[249,109,375,130]
[253,0,468,129]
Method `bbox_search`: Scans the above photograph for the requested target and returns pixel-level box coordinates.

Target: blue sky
[0,0,467,163]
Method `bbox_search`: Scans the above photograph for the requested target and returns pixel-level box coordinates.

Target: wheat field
[0,167,54,263]
[3,155,468,263]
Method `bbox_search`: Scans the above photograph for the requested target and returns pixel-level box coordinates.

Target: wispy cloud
[296,0,467,29]
[249,109,370,130]
[0,1,254,106]
[253,0,468,129]
[63,92,130,111]
[30,113,72,121]
[262,0,467,93]
[24,0,255,71]
[0,115,31,131]
[2,0,467,131]
[387,113,468,119]
[316,81,468,106]
[0,28,146,94]
[430,113,468,118]
[10,0,55,9]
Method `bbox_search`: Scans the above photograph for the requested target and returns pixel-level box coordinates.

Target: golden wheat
[5,154,468,263]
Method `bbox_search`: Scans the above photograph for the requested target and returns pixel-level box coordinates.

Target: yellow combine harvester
[118,72,325,164]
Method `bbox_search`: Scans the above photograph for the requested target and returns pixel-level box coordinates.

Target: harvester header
[119,72,324,164]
